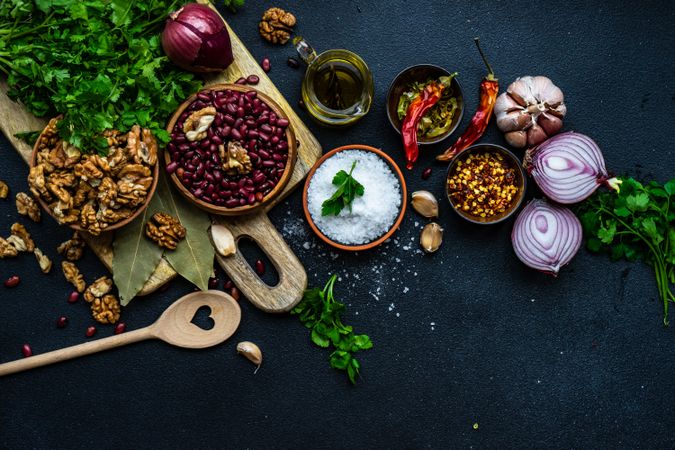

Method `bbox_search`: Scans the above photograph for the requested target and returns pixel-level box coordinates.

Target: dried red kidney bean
[4,275,20,288]
[114,323,127,335]
[230,287,241,301]
[287,57,299,69]
[223,280,234,290]
[22,344,32,357]
[85,326,97,338]
[208,277,220,289]
[255,259,265,276]
[261,57,271,73]
[56,316,68,328]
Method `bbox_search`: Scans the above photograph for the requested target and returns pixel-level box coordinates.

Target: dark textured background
[1,1,674,448]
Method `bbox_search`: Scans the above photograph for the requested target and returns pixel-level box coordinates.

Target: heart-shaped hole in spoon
[190,305,215,331]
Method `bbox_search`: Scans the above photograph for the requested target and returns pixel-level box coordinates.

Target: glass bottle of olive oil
[294,37,374,127]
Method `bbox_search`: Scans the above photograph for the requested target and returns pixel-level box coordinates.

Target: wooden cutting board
[0,8,321,309]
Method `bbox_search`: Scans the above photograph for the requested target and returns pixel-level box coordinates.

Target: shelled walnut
[16,192,41,222]
[62,261,86,293]
[57,232,86,261]
[34,248,52,273]
[84,276,113,303]
[0,237,18,258]
[7,223,35,252]
[183,107,216,141]
[91,294,121,324]
[220,141,252,175]
[145,213,186,250]
[0,180,8,199]
[259,7,296,45]
[28,118,157,235]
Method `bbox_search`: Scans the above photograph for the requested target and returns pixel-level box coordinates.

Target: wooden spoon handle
[213,212,307,313]
[0,327,154,377]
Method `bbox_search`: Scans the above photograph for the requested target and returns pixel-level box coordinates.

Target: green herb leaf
[291,275,373,384]
[576,176,674,324]
[223,0,244,13]
[0,0,202,152]
[321,161,365,217]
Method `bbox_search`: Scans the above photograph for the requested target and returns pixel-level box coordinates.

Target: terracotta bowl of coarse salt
[303,144,407,251]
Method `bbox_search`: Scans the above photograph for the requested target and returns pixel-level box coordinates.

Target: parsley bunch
[0,0,203,151]
[321,161,365,216]
[577,177,675,324]
[292,275,373,384]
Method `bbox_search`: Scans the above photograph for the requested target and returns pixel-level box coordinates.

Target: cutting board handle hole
[237,237,280,287]
[190,305,215,331]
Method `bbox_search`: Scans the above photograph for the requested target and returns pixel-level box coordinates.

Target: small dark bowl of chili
[386,64,464,145]
[445,144,527,225]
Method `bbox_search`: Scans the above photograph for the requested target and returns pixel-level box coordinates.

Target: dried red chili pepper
[401,81,447,169]
[437,38,498,162]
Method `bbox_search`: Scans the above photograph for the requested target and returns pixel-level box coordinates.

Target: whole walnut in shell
[494,76,566,148]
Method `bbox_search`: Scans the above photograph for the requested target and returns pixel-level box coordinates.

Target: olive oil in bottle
[312,61,364,111]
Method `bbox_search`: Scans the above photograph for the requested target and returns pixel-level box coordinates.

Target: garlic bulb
[494,76,566,148]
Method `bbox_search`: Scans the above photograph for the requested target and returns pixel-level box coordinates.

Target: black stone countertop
[1,1,673,448]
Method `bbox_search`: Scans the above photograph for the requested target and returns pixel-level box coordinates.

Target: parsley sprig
[291,275,373,384]
[577,177,675,325]
[0,0,203,151]
[321,161,365,216]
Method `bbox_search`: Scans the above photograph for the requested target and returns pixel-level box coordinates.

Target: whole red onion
[162,3,234,73]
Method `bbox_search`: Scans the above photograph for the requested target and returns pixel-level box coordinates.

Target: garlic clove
[420,222,443,253]
[237,341,262,373]
[211,224,236,257]
[411,191,439,218]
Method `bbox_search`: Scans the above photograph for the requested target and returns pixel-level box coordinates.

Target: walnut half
[62,261,86,293]
[0,180,8,199]
[91,294,121,324]
[34,248,52,274]
[220,141,252,176]
[57,232,86,261]
[146,213,186,250]
[16,192,41,223]
[84,276,113,303]
[0,237,18,258]
[183,107,216,141]
[259,7,296,45]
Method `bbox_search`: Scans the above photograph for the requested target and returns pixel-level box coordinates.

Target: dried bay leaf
[113,193,164,306]
[156,171,214,291]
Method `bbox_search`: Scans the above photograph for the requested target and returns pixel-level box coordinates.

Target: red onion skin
[512,198,582,276]
[525,132,610,204]
[162,3,234,73]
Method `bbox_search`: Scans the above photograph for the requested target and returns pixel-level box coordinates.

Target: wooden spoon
[0,290,241,377]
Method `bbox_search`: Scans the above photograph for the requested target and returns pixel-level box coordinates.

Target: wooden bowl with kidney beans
[165,84,297,216]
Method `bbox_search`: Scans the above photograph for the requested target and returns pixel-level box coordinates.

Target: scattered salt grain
[306,150,401,245]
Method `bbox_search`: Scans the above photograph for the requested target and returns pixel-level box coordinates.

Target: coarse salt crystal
[307,150,401,245]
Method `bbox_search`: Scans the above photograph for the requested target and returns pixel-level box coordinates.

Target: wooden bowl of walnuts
[28,117,160,235]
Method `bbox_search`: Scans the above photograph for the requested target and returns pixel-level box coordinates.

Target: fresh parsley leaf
[291,275,373,384]
[223,0,244,13]
[321,161,365,217]
[0,0,202,152]
[576,176,675,325]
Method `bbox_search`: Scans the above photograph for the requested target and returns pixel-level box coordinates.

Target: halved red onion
[525,131,617,204]
[161,3,234,73]
[512,198,582,276]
